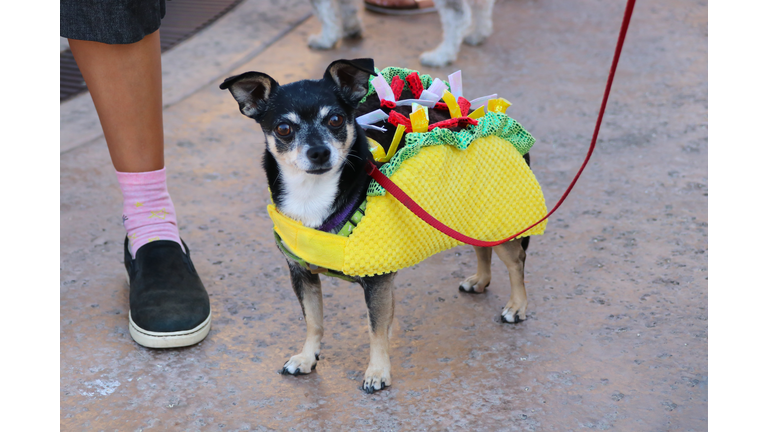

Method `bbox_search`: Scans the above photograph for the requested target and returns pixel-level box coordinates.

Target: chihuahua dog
[221,58,530,393]
[308,0,497,67]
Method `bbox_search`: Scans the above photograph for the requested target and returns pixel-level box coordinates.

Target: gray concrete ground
[60,0,707,430]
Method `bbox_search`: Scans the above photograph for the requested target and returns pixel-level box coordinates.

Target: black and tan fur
[221,58,530,393]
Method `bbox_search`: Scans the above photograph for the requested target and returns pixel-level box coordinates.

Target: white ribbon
[469,94,498,110]
[425,78,448,99]
[418,90,442,103]
[356,109,389,126]
[448,71,463,98]
[395,99,437,108]
[371,74,396,103]
[359,124,388,132]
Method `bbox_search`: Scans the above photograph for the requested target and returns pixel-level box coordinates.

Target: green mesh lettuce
[360,66,446,104]
[366,112,536,196]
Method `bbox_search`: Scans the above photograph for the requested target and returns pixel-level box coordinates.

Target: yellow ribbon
[468,106,486,119]
[410,107,429,133]
[441,90,463,119]
[487,98,512,114]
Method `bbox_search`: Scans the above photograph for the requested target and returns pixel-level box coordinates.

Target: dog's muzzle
[305,146,333,174]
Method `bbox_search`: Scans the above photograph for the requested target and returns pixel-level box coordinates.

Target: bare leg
[281,263,324,375]
[69,31,164,172]
[360,273,396,393]
[459,246,492,293]
[492,239,528,323]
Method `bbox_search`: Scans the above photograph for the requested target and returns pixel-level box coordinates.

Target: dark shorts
[61,0,166,44]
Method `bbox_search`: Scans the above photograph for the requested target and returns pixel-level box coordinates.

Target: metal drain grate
[60,0,245,102]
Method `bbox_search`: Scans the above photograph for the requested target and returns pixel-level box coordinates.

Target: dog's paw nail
[501,310,524,324]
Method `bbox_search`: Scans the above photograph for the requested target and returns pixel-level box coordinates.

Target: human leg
[69,31,164,173]
[70,31,183,257]
[66,28,210,348]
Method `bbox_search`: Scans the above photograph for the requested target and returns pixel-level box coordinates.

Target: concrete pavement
[60,0,708,429]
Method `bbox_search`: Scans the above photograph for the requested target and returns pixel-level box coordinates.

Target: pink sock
[116,167,183,258]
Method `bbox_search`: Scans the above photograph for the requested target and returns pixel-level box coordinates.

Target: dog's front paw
[308,33,338,50]
[343,27,362,39]
[501,299,528,324]
[362,365,391,393]
[463,31,490,46]
[459,274,490,294]
[280,352,319,375]
[419,48,456,68]
[342,20,363,39]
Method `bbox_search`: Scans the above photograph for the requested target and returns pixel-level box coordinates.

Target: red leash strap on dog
[365,0,636,247]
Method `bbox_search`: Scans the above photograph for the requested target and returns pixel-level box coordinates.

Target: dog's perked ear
[323,58,376,107]
[219,72,279,120]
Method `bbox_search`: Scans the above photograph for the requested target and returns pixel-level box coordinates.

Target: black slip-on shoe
[124,238,211,348]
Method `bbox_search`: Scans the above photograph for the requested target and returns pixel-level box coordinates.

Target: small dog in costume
[221,58,547,393]
[307,0,497,67]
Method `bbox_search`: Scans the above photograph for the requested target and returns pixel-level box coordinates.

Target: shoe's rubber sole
[125,267,212,349]
[129,310,212,348]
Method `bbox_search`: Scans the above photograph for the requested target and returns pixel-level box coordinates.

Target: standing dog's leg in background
[459,246,493,293]
[493,239,529,324]
[359,273,397,392]
[280,263,325,374]
[420,0,472,67]
[463,0,496,46]
[309,0,343,49]
[339,0,363,39]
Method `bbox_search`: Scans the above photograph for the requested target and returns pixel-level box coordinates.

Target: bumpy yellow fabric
[341,135,547,276]
[268,135,548,277]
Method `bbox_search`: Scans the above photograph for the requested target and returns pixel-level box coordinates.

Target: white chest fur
[278,168,340,228]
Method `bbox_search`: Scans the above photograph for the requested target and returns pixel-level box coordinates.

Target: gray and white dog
[308,0,497,67]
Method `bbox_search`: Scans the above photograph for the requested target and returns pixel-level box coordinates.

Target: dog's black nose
[307,146,331,164]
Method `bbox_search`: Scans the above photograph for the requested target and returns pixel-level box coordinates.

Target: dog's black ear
[219,72,279,119]
[323,58,376,106]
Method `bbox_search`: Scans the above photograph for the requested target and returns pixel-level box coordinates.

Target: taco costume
[269,67,548,278]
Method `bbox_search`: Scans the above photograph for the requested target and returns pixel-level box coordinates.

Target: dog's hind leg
[309,0,343,49]
[338,0,363,39]
[420,0,472,67]
[280,262,324,375]
[359,272,397,393]
[463,0,496,46]
[493,238,528,324]
[459,246,492,293]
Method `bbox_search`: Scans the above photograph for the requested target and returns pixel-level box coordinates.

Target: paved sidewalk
[60,0,707,430]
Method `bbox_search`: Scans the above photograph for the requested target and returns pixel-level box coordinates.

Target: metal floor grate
[60,0,245,102]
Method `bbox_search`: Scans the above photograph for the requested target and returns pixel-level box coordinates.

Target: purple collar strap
[318,200,360,233]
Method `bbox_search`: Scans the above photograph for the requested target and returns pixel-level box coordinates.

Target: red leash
[365,0,636,247]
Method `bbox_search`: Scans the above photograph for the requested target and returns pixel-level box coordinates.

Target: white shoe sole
[124,267,212,349]
[129,310,212,349]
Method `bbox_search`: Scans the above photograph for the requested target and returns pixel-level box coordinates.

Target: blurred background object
[60,0,246,101]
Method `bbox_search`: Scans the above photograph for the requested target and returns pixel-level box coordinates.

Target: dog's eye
[275,123,292,137]
[328,114,344,128]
